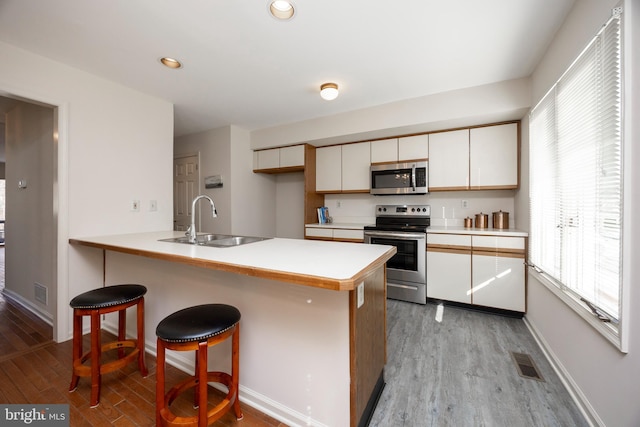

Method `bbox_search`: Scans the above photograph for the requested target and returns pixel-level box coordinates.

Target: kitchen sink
[159,234,271,247]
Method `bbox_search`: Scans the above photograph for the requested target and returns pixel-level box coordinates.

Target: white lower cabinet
[471,235,525,312]
[427,233,526,312]
[427,234,471,303]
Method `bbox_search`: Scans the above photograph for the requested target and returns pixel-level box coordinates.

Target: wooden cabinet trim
[428,186,470,192]
[472,248,525,258]
[252,165,304,174]
[426,244,472,253]
[469,184,518,191]
[371,158,428,166]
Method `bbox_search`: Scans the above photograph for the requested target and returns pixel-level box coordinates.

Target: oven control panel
[375,205,431,217]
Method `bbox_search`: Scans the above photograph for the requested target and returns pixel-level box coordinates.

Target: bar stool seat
[156,304,243,427]
[69,284,148,407]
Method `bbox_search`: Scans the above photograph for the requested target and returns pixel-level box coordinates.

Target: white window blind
[529,12,622,323]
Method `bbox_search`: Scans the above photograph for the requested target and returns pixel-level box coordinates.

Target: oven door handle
[364,231,426,240]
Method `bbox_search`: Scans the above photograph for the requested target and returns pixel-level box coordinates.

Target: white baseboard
[102,321,329,427]
[523,316,605,427]
[1,288,53,326]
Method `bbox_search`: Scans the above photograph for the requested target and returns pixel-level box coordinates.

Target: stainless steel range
[364,204,430,304]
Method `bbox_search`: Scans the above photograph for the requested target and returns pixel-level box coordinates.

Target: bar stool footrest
[72,340,142,378]
[160,371,239,427]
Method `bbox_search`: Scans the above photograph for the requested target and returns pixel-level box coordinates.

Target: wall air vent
[34,282,48,305]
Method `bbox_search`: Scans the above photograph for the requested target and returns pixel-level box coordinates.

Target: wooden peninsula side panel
[350,264,387,427]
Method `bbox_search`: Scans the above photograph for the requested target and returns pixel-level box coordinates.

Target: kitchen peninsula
[69,231,396,427]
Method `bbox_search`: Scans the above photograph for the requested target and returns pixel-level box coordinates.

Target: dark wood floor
[0,286,285,426]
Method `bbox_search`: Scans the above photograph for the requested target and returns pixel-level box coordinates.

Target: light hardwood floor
[370,299,589,427]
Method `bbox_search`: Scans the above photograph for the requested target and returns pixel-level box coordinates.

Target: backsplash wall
[324,190,517,228]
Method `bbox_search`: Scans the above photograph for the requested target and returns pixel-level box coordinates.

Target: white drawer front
[427,233,471,246]
[305,228,333,238]
[333,229,364,240]
[472,235,525,250]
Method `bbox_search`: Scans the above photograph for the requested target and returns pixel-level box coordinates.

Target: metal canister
[492,210,509,229]
[475,213,489,228]
[464,217,473,228]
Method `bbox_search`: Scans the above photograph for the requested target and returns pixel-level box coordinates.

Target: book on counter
[317,206,330,224]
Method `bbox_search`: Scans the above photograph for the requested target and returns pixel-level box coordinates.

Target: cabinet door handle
[411,164,416,192]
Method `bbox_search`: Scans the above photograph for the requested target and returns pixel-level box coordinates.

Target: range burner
[365,204,431,232]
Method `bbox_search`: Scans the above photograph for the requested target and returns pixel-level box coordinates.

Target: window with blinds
[529,11,623,329]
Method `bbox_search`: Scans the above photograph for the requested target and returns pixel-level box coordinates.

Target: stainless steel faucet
[186,195,217,243]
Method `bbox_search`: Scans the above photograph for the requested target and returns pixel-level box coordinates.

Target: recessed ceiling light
[160,57,182,69]
[269,0,295,20]
[320,83,339,101]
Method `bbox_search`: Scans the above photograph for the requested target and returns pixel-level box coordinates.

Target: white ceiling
[0,0,575,137]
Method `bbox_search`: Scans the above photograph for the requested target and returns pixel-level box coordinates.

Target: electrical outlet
[149,200,157,212]
[357,282,365,308]
[461,200,468,208]
[131,200,140,212]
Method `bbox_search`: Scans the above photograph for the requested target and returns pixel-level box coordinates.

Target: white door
[174,155,199,231]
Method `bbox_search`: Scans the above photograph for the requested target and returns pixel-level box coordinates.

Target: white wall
[251,78,531,149]
[175,125,278,238]
[0,41,174,341]
[229,125,277,238]
[524,1,640,426]
[275,172,304,238]
[325,190,517,228]
[174,127,233,235]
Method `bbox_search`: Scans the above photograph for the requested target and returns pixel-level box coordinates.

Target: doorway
[173,154,200,231]
[0,95,56,340]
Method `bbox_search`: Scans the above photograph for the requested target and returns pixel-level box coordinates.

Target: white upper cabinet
[316,145,342,192]
[341,142,371,191]
[279,144,305,168]
[398,134,429,161]
[254,144,305,171]
[469,123,519,189]
[254,148,280,170]
[428,129,469,190]
[370,138,398,163]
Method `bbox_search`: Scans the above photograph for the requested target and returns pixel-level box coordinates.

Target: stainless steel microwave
[370,161,428,195]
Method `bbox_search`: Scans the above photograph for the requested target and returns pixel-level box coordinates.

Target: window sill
[529,268,626,353]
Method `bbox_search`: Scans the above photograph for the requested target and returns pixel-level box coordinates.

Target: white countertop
[69,231,396,291]
[427,226,528,237]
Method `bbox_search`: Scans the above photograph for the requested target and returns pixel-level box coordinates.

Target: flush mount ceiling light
[269,0,295,20]
[160,57,182,69]
[320,83,339,101]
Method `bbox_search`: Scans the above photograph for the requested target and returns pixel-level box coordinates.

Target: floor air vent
[510,351,545,382]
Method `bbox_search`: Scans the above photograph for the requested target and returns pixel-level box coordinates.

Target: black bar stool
[155,304,243,427]
[68,284,148,407]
